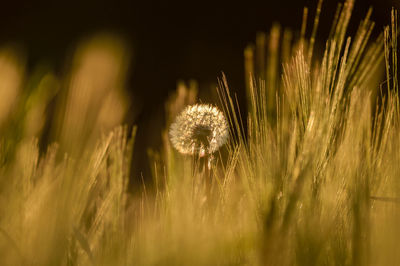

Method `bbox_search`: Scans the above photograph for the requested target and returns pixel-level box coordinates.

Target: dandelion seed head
[169,104,229,156]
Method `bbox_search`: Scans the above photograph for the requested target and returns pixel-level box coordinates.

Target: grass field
[0,0,400,265]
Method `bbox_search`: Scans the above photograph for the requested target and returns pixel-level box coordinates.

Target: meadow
[0,0,399,265]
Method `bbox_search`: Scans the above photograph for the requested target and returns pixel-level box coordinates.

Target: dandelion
[169,104,229,157]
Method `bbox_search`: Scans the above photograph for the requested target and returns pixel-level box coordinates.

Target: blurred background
[0,0,396,181]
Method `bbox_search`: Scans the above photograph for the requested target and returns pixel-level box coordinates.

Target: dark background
[0,0,397,180]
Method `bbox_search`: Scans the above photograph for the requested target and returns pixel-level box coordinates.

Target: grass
[0,0,400,265]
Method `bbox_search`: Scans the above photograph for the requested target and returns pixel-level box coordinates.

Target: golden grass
[0,0,399,265]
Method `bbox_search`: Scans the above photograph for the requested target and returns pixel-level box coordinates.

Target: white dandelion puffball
[169,104,229,156]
